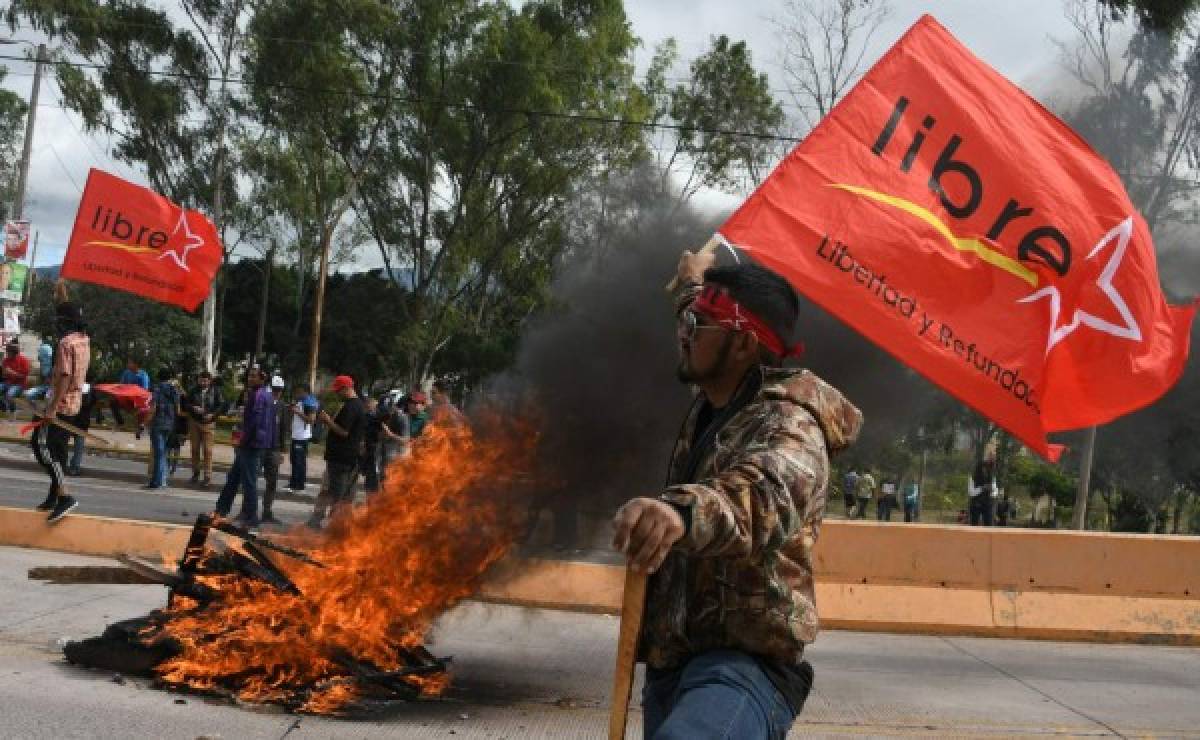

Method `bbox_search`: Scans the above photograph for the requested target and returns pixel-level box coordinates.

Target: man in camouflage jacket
[613,250,862,740]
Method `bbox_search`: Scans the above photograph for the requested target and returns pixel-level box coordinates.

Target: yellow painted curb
[2,507,1199,644]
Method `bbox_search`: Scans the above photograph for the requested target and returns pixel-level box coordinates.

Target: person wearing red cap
[307,375,365,529]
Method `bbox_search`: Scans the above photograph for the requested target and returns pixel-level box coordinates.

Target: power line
[0,53,803,143]
[2,14,811,99]
[43,139,83,193]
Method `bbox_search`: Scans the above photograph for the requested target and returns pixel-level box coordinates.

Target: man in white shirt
[288,383,318,492]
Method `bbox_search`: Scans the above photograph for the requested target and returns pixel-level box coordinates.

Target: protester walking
[32,289,89,522]
[260,375,288,526]
[145,368,181,490]
[287,383,318,492]
[214,367,275,528]
[306,375,365,529]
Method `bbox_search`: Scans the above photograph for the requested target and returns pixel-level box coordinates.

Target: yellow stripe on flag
[830,183,1038,286]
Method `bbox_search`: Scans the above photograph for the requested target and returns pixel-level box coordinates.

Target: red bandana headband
[691,285,804,359]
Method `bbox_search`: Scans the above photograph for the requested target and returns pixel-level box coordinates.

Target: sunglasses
[676,309,729,342]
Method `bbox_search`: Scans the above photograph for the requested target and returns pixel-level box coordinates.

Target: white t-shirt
[290,396,317,441]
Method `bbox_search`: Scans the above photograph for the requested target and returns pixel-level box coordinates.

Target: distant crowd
[4,334,465,531]
[840,457,1017,527]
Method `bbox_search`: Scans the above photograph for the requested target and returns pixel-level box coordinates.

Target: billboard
[0,260,28,303]
[4,220,29,260]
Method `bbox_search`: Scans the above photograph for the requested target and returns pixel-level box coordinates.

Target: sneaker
[35,493,56,511]
[47,496,78,523]
[200,477,211,488]
[261,513,282,526]
[142,483,162,490]
[189,473,200,484]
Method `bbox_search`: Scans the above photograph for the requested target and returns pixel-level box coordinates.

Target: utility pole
[253,242,275,359]
[1072,426,1097,529]
[199,138,225,375]
[307,223,333,392]
[21,230,38,304]
[11,43,46,222]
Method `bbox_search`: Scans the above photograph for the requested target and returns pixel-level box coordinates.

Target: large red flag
[62,169,222,311]
[718,15,1194,460]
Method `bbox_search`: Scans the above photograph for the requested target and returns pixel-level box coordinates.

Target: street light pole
[11,43,47,222]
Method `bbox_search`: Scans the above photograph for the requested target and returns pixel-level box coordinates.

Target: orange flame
[155,412,535,712]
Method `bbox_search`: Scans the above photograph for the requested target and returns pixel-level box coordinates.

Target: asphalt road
[3,547,1200,738]
[0,441,316,529]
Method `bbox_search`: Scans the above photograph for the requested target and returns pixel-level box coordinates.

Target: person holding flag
[612,252,862,739]
[31,283,90,522]
[607,12,1195,739]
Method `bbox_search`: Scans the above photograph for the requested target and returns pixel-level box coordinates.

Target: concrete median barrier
[1,505,1197,644]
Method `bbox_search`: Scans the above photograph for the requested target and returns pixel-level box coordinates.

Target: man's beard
[676,334,734,384]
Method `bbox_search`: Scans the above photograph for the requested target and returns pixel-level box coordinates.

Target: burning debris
[61,420,534,715]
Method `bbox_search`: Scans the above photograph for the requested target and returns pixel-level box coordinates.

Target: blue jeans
[23,385,48,402]
[289,440,309,490]
[215,446,263,524]
[69,433,85,473]
[0,383,22,410]
[149,428,172,487]
[642,650,797,740]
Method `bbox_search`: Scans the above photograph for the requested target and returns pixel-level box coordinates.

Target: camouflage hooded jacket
[641,365,863,670]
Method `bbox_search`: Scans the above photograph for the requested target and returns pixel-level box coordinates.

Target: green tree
[0,67,28,223]
[26,278,201,379]
[643,35,785,203]
[6,0,260,370]
[352,0,649,385]
[245,0,403,388]
[1097,0,1199,33]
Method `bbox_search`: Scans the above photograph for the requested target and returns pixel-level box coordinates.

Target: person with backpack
[145,367,181,490]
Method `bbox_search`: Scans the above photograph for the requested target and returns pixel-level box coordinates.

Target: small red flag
[92,383,153,410]
[718,15,1195,460]
[62,169,222,311]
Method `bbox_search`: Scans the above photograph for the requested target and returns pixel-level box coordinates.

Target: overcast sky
[0,0,1083,270]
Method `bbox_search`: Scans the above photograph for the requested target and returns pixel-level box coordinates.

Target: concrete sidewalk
[2,546,1199,738]
[0,419,327,483]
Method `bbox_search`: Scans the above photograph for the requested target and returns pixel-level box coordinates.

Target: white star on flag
[1017,216,1143,354]
[158,212,205,272]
